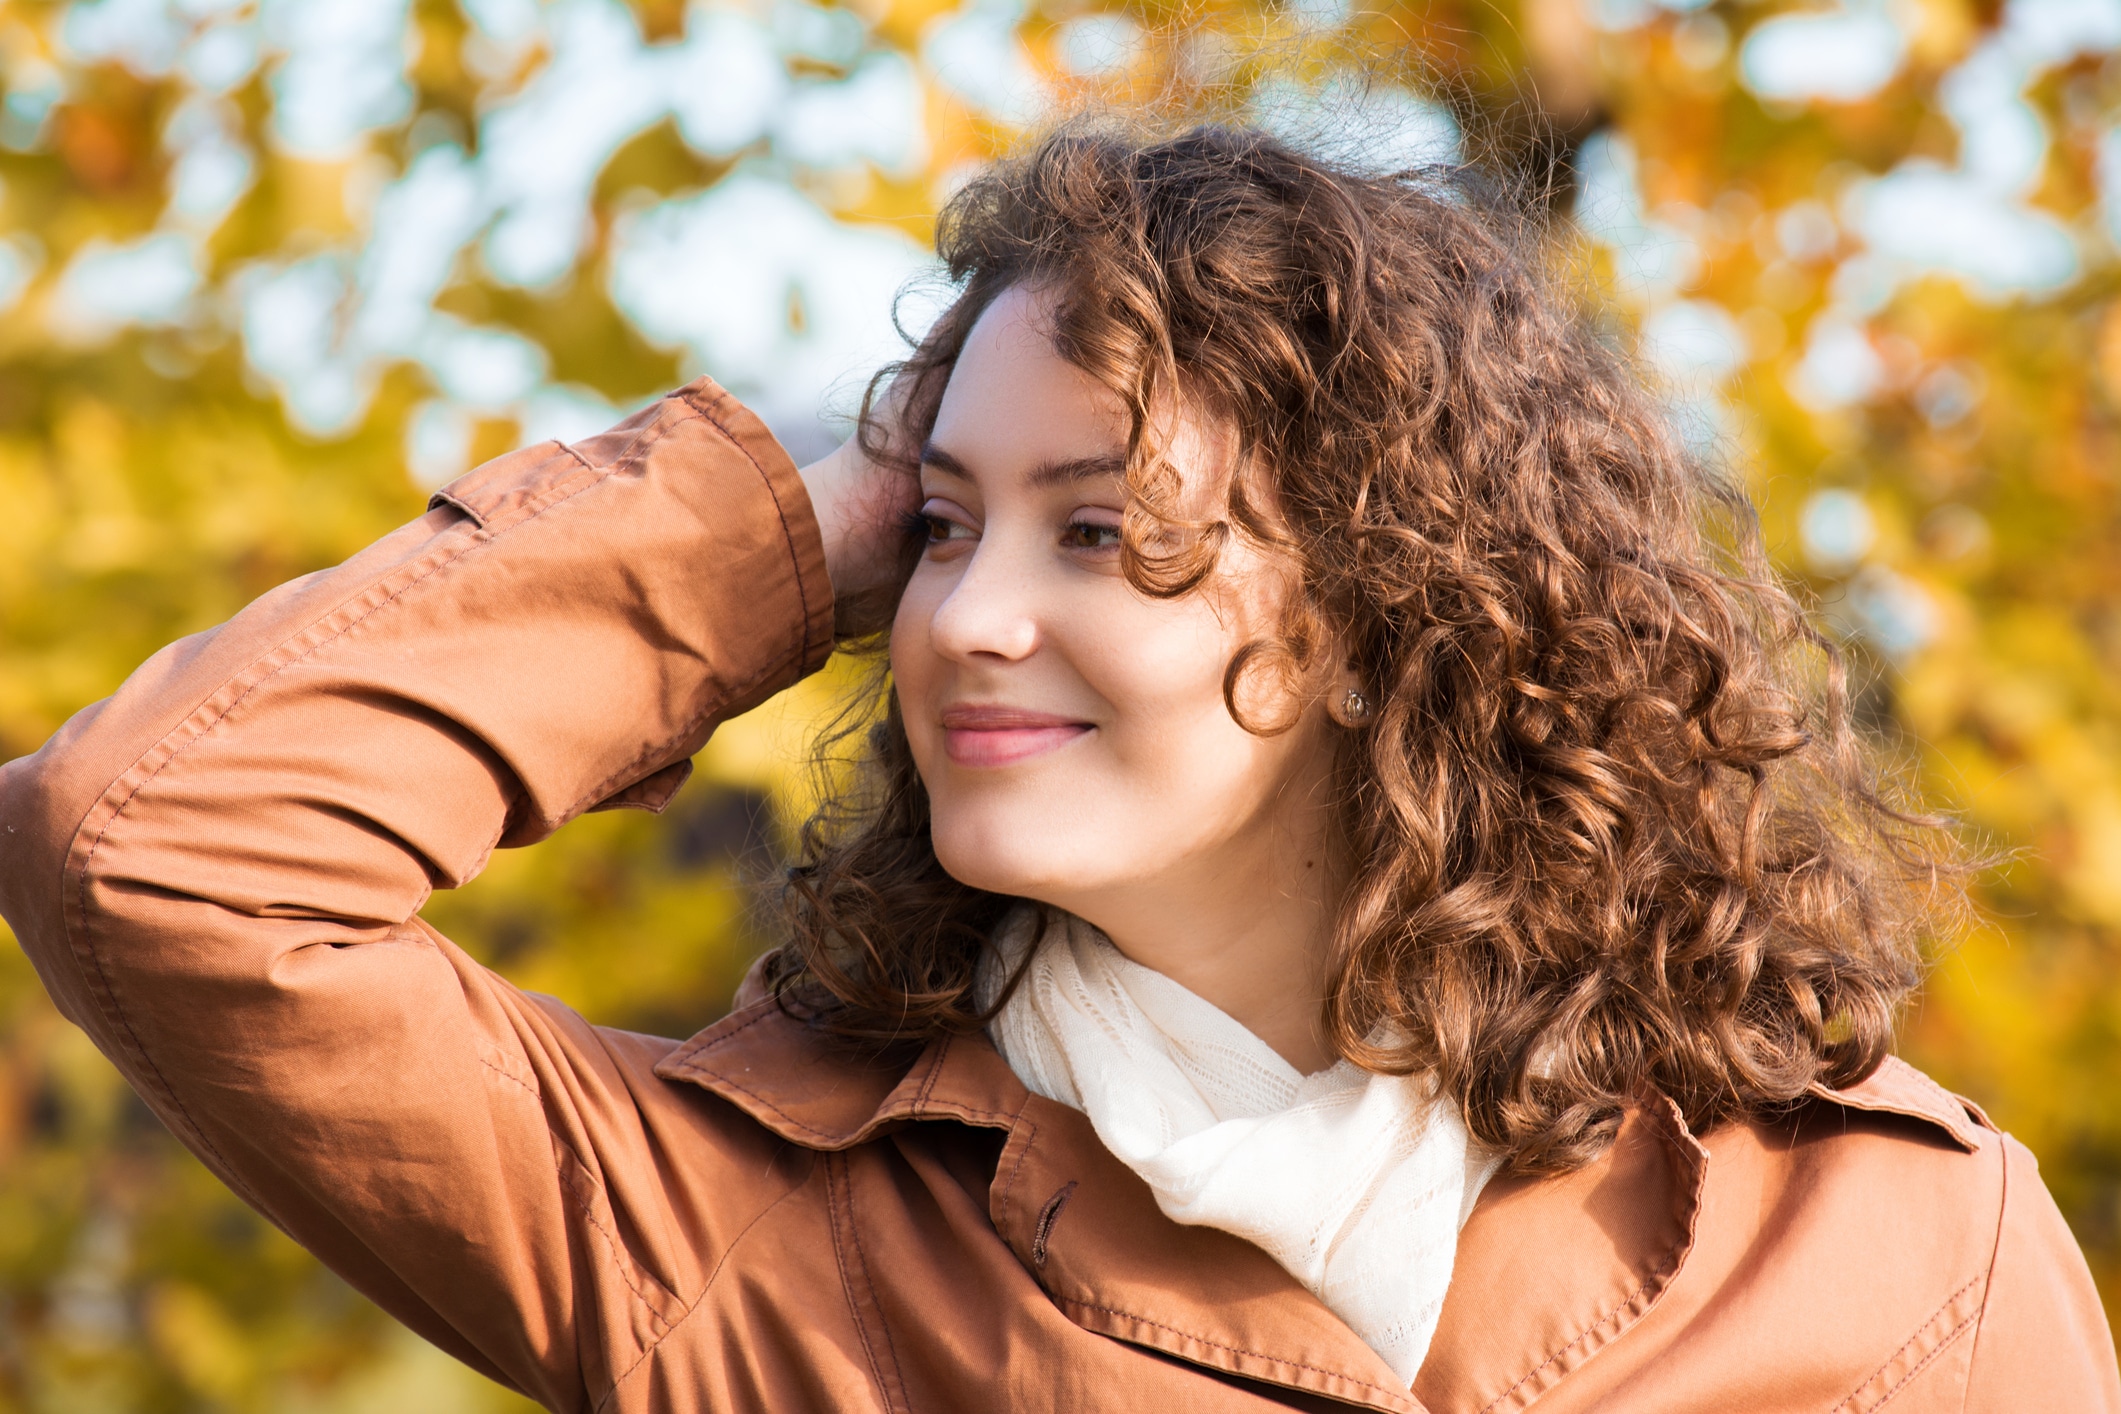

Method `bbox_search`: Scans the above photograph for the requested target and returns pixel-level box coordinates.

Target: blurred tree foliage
[0,0,2117,1406]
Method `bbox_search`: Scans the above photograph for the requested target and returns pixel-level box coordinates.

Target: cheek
[1068,583,1254,737]
[1056,569,1329,848]
[1084,621,1230,748]
[1110,680,1295,834]
[888,578,944,760]
[1045,601,1290,827]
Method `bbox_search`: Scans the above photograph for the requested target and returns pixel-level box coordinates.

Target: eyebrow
[920,441,1129,489]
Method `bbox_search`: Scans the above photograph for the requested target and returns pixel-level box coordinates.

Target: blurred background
[0,0,2117,1405]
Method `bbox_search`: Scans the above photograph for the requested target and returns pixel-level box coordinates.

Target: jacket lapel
[1412,1100,1706,1413]
[990,1085,1424,1411]
[660,1001,1424,1410]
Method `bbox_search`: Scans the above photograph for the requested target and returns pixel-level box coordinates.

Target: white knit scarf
[980,907,1500,1388]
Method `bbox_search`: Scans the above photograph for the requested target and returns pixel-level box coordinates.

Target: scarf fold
[980,907,1499,1388]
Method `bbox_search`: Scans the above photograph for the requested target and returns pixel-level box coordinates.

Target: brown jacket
[2,379,2114,1413]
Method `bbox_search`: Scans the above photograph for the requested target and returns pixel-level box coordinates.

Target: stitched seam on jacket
[667,1005,780,1065]
[1954,1127,2013,1414]
[905,1099,1016,1126]
[1479,1105,1704,1414]
[913,1036,948,1110]
[676,1066,868,1145]
[827,1153,911,1414]
[825,1157,890,1400]
[593,1151,816,1414]
[479,1055,540,1101]
[1835,1061,1984,1149]
[1831,1276,1983,1413]
[844,1182,908,1407]
[673,1025,1019,1145]
[554,1141,682,1322]
[997,1112,1040,1259]
[1477,1226,1688,1412]
[1898,1064,1986,1139]
[1056,1299,1406,1402]
[1861,1304,1982,1413]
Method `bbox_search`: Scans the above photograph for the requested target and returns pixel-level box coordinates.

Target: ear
[1323,640,1374,729]
[1323,657,1372,729]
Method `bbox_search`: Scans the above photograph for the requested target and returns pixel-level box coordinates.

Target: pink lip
[940,705,1094,767]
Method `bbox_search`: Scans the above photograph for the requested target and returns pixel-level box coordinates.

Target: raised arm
[0,380,840,1410]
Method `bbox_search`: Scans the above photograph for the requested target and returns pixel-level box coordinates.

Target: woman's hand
[797,395,920,636]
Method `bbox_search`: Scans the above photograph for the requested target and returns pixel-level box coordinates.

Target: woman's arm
[0,379,846,1410]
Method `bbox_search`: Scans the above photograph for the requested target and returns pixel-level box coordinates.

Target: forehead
[928,284,1242,501]
[928,286,1130,461]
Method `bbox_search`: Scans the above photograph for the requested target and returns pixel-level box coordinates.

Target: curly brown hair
[765,121,1961,1174]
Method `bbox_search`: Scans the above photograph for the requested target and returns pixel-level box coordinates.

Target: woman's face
[891,284,1340,933]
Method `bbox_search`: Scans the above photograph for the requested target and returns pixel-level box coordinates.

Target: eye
[917,499,976,548]
[1060,517,1122,551]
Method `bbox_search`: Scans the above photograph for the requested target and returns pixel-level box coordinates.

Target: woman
[1,125,2113,1412]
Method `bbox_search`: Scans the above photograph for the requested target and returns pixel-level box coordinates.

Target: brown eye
[1061,520,1121,550]
[918,504,974,545]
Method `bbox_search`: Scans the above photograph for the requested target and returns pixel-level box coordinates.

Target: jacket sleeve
[0,379,836,1411]
[1963,1133,2121,1409]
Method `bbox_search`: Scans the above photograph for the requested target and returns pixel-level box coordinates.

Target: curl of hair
[765,122,1962,1173]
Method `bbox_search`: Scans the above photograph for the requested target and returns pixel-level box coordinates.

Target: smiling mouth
[939,706,1094,768]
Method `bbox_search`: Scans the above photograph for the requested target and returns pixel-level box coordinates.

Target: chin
[927,798,1088,901]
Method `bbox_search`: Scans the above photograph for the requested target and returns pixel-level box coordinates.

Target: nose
[925,540,1041,664]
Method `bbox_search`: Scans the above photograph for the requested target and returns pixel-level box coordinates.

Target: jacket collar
[654,999,1027,1149]
[1809,1053,1988,1151]
[659,1001,1986,1412]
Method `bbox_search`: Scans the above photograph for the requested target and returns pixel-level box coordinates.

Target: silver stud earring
[1331,686,1371,727]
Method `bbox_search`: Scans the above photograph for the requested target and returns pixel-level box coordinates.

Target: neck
[1056,808,1340,1075]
